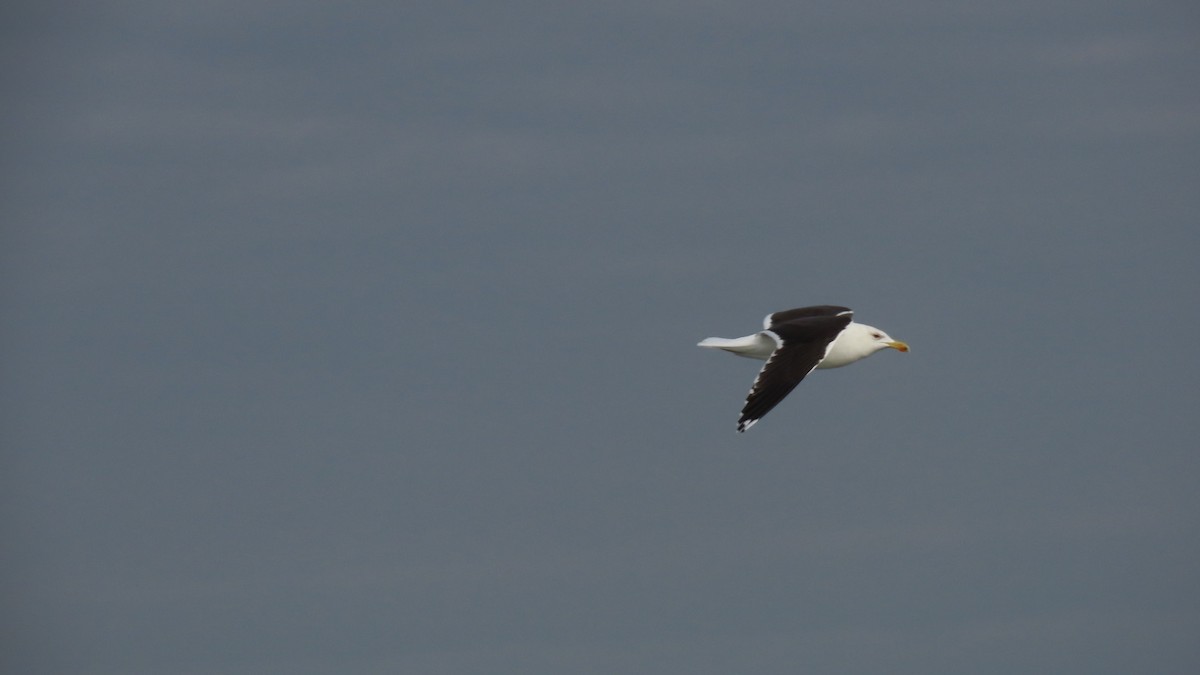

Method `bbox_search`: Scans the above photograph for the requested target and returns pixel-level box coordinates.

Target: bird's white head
[857,322,909,354]
[820,321,909,368]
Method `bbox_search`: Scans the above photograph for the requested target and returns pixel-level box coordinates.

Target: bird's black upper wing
[765,305,852,328]
[737,312,854,432]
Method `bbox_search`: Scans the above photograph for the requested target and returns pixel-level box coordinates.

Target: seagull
[698,305,908,432]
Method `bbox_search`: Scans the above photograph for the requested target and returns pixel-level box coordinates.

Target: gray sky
[3,1,1198,673]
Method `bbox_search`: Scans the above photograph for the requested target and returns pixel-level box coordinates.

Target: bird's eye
[871,332,883,339]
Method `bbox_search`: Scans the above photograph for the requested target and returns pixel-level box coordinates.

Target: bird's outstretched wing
[763,305,852,328]
[738,312,853,432]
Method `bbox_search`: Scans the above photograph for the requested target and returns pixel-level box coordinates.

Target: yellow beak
[887,340,909,353]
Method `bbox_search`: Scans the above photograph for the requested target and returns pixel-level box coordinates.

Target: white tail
[697,333,775,360]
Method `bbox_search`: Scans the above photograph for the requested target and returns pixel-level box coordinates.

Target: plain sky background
[3,2,1198,674]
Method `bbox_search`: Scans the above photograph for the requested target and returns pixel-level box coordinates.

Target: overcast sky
[3,2,1199,674]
